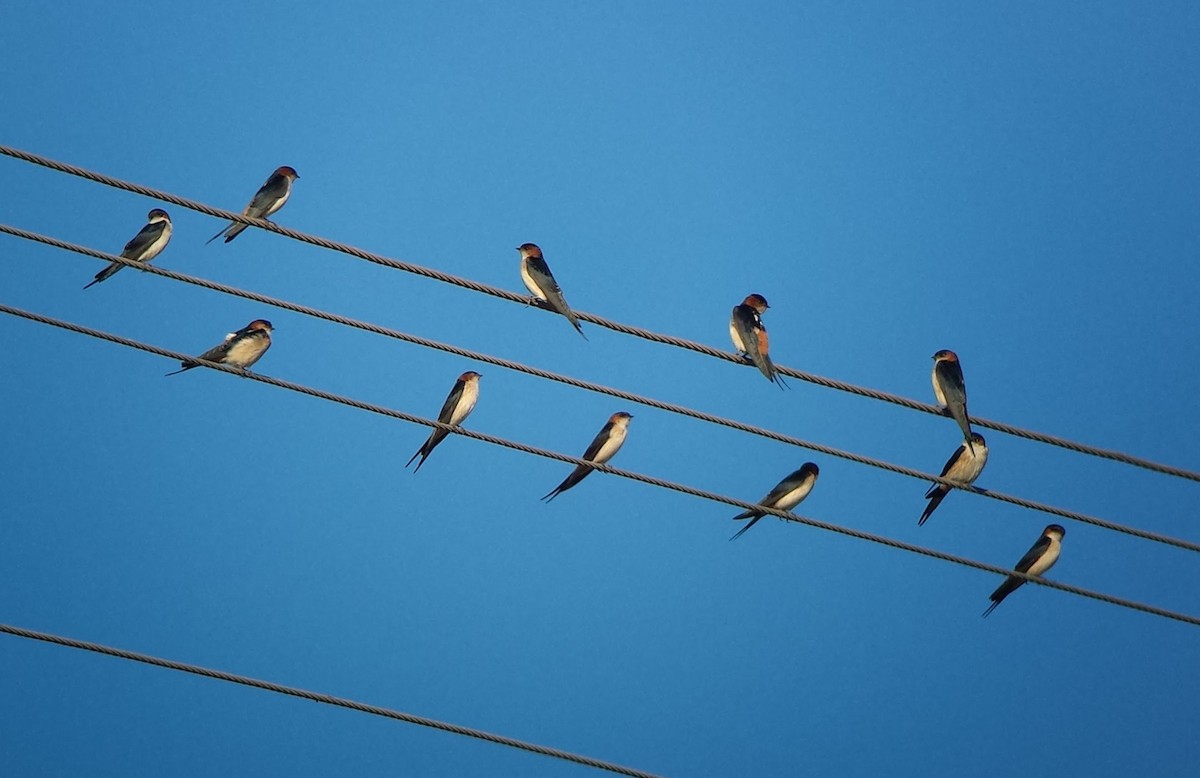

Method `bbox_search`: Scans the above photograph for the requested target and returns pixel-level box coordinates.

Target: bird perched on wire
[517,242,587,339]
[207,166,299,244]
[542,412,632,501]
[406,371,482,472]
[983,524,1065,617]
[84,209,173,289]
[730,463,819,541]
[919,433,988,526]
[931,349,973,450]
[166,319,273,376]
[730,293,785,387]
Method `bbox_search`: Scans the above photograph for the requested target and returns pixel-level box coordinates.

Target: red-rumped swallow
[730,462,819,541]
[983,524,1065,617]
[166,319,274,376]
[730,293,785,387]
[517,243,586,339]
[919,432,988,526]
[84,209,173,289]
[931,349,973,450]
[406,371,482,473]
[542,412,633,501]
[207,166,299,244]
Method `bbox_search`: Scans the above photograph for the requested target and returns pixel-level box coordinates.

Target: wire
[2,144,1195,483]
[6,222,1197,556]
[0,622,664,778]
[2,302,1197,627]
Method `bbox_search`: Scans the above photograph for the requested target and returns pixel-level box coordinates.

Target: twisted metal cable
[2,302,1197,627]
[0,623,664,778]
[1,144,1195,482]
[5,222,1197,555]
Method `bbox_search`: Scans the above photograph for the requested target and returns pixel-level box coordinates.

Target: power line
[5,222,1197,555]
[2,302,1197,628]
[0,622,665,778]
[2,144,1194,483]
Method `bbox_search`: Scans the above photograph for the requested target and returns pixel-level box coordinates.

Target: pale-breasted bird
[517,243,586,339]
[931,349,973,450]
[166,319,273,376]
[730,293,784,387]
[983,524,1065,617]
[542,412,632,501]
[406,371,482,473]
[919,432,988,526]
[84,209,173,289]
[730,463,819,541]
[207,166,299,244]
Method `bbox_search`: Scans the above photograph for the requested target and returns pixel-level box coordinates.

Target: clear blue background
[2,2,1198,776]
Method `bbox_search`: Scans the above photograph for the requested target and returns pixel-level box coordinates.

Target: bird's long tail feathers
[406,432,443,472]
[565,310,588,340]
[164,362,195,376]
[982,579,1019,618]
[86,260,128,289]
[729,515,763,541]
[918,489,947,526]
[752,354,775,383]
[542,464,592,502]
[207,222,248,244]
[750,352,786,390]
[950,406,973,451]
[405,447,428,472]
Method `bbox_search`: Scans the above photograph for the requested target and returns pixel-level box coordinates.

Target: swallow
[517,243,587,339]
[931,349,973,450]
[84,209,173,289]
[406,371,482,472]
[207,166,299,244]
[730,293,785,387]
[542,412,633,501]
[919,432,988,526]
[166,319,274,376]
[730,463,819,541]
[983,524,1065,617]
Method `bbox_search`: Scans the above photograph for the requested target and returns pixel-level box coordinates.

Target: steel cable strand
[1,145,1195,481]
[3,223,1197,553]
[2,303,1198,627]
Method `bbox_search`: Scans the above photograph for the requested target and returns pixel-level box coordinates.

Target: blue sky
[2,2,1199,775]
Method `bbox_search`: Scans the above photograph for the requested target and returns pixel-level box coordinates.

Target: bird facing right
[406,371,482,473]
[208,166,299,245]
[166,319,274,376]
[730,463,819,540]
[983,524,1065,617]
[84,208,173,289]
[542,412,632,501]
[919,432,988,526]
